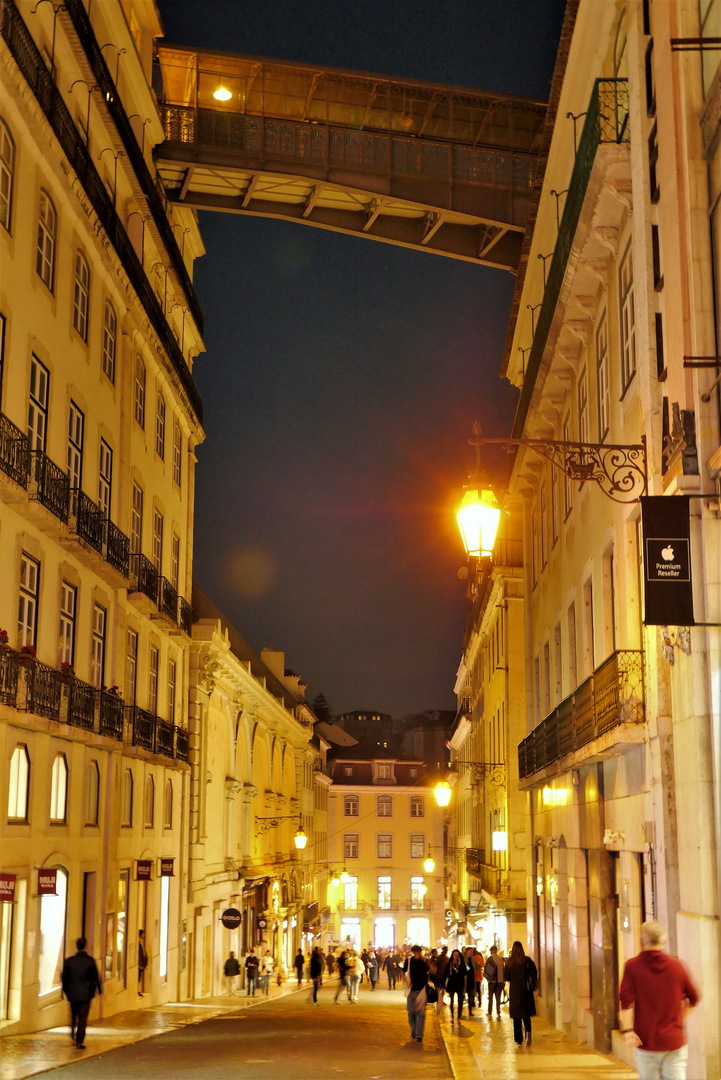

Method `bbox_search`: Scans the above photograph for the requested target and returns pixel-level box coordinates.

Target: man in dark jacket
[61,937,102,1050]
[310,946,323,1004]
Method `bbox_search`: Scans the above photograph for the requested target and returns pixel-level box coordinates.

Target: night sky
[158,0,565,718]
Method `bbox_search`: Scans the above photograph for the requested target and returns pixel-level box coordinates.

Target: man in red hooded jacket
[618,920,699,1080]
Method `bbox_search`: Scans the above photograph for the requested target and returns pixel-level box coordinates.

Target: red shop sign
[37,869,57,896]
[136,860,152,881]
[0,873,17,902]
[160,859,174,877]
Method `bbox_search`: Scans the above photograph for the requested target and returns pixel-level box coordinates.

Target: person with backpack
[484,946,505,1017]
[504,941,538,1046]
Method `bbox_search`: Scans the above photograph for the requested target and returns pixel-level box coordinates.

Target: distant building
[400,710,454,767]
[314,721,358,747]
[334,709,394,748]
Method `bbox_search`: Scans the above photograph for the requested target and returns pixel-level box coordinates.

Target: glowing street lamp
[294,824,308,850]
[423,847,436,874]
[213,84,232,101]
[434,781,452,808]
[456,486,501,559]
[331,874,340,887]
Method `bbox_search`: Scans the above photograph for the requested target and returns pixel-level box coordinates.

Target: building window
[344,795,359,817]
[619,242,636,390]
[343,765,354,777]
[152,509,163,574]
[125,628,138,704]
[155,392,166,459]
[59,581,76,666]
[50,754,68,822]
[99,440,112,518]
[18,552,39,649]
[102,301,117,382]
[167,658,177,721]
[410,796,424,818]
[578,368,589,446]
[0,119,14,232]
[409,766,418,778]
[343,876,358,909]
[164,779,173,828]
[36,189,57,290]
[73,251,90,341]
[377,763,391,780]
[134,355,146,427]
[597,313,610,440]
[377,833,392,858]
[410,876,426,909]
[170,534,180,591]
[38,867,67,995]
[410,834,425,859]
[121,768,133,826]
[144,775,154,827]
[377,795,392,817]
[377,876,391,910]
[173,419,182,487]
[28,355,49,453]
[90,604,106,689]
[130,482,143,554]
[85,761,99,825]
[7,745,30,821]
[148,645,159,713]
[67,400,84,513]
[344,833,358,859]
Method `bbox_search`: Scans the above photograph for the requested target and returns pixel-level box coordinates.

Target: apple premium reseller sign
[641,496,695,626]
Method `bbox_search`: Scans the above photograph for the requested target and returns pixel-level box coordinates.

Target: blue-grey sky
[158,0,565,717]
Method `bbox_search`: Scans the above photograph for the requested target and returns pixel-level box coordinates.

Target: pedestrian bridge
[153,47,547,273]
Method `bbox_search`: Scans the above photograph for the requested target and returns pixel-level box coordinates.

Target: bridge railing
[160,104,536,193]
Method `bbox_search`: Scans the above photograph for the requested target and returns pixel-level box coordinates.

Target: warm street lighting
[457,485,501,559]
[434,780,452,807]
[424,847,436,873]
[294,825,308,850]
[340,870,351,884]
[331,874,340,887]
[492,830,508,852]
[213,85,232,101]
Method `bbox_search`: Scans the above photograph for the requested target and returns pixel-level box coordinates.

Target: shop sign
[136,860,152,881]
[37,869,57,896]
[0,873,17,902]
[160,858,174,877]
[257,917,268,930]
[641,496,695,625]
[221,908,242,930]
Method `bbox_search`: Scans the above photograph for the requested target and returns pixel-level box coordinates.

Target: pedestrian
[367,948,379,990]
[326,949,336,977]
[403,944,429,1042]
[224,951,241,995]
[472,949,484,1007]
[382,951,395,989]
[484,945,505,1018]
[137,930,148,996]
[444,949,467,1024]
[245,949,259,996]
[310,946,323,1005]
[435,946,449,1015]
[391,948,403,988]
[61,937,102,1050]
[504,941,538,1047]
[618,920,699,1080]
[345,949,361,1002]
[334,949,349,1002]
[464,947,476,1016]
[294,948,304,987]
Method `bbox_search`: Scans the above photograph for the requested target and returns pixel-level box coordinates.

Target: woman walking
[367,949,379,990]
[345,949,361,1001]
[504,941,538,1047]
[444,949,467,1024]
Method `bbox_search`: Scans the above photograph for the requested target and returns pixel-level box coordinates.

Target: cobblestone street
[1,985,639,1080]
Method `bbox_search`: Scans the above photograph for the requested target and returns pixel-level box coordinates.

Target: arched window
[50,753,68,823]
[85,760,99,825]
[38,866,68,995]
[36,189,57,290]
[164,778,173,828]
[144,775,154,827]
[410,796,425,818]
[102,301,117,382]
[7,744,30,821]
[377,795,392,817]
[343,795,358,817]
[73,251,90,341]
[134,355,146,427]
[121,768,133,826]
[155,392,166,459]
[0,118,15,232]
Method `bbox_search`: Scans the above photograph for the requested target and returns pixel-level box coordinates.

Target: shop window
[38,867,67,994]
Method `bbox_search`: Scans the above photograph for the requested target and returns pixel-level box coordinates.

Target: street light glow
[434,780,452,807]
[294,826,308,850]
[424,849,436,873]
[213,85,232,101]
[456,486,501,558]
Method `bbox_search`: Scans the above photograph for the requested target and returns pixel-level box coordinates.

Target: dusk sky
[158,0,566,718]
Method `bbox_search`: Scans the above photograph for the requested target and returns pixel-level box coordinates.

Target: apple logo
[661,545,674,561]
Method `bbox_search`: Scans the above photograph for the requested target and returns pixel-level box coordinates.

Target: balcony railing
[0,413,28,487]
[178,595,192,636]
[29,450,70,523]
[176,727,190,761]
[479,863,502,897]
[156,718,175,757]
[518,649,644,780]
[374,900,400,912]
[20,656,61,720]
[130,705,156,751]
[512,78,629,440]
[159,577,178,622]
[65,675,97,730]
[72,490,104,553]
[106,521,130,577]
[130,553,159,604]
[99,691,124,739]
[407,898,432,911]
[0,645,19,706]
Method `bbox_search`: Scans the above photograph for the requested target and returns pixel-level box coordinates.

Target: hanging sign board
[0,873,17,902]
[37,869,57,896]
[641,496,694,626]
[160,859,175,877]
[257,917,268,930]
[136,860,152,881]
[221,908,242,929]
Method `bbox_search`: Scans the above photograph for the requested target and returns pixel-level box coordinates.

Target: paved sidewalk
[437,1007,638,1080]
[0,982,303,1080]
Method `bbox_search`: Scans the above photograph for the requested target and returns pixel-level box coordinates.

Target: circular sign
[257,917,268,930]
[221,907,242,930]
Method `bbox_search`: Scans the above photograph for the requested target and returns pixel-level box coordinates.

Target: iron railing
[99,691,125,739]
[178,595,192,635]
[156,718,175,757]
[0,0,203,424]
[512,78,629,439]
[518,649,644,780]
[0,645,19,706]
[130,553,159,604]
[72,490,104,553]
[29,450,70,522]
[106,520,130,577]
[20,656,61,720]
[176,727,190,761]
[130,705,156,750]
[159,577,178,622]
[0,413,28,486]
[65,675,97,730]
[479,864,502,897]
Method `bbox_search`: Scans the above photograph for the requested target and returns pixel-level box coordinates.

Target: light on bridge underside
[213,86,232,101]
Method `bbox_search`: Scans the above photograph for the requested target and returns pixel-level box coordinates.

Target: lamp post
[68,80,100,147]
[30,1,66,82]
[255,814,308,850]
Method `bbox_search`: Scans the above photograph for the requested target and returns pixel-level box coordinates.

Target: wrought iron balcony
[518,649,644,780]
[407,898,433,911]
[478,863,502,897]
[0,645,19,706]
[0,413,28,487]
[71,490,104,554]
[19,656,61,720]
[106,521,130,577]
[99,690,124,740]
[159,577,178,623]
[28,450,70,523]
[156,717,175,757]
[65,675,97,730]
[176,727,190,761]
[374,901,400,912]
[129,705,156,751]
[178,596,192,636]
[130,553,159,605]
